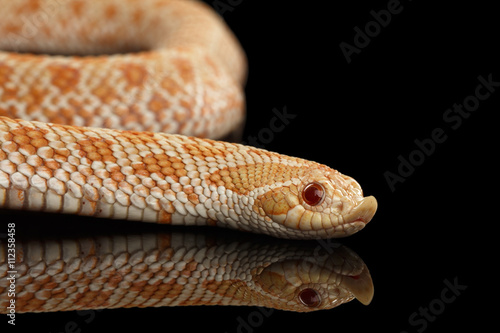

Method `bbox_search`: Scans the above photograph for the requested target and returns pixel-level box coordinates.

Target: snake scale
[0,0,377,313]
[1,226,373,313]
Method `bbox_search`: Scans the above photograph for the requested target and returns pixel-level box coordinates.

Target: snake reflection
[0,225,373,313]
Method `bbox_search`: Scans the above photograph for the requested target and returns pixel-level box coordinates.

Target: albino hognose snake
[0,0,377,313]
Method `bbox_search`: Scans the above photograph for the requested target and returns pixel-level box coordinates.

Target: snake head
[252,244,374,312]
[256,165,377,239]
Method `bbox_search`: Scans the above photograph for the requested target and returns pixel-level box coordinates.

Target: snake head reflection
[251,244,374,312]
[257,166,378,239]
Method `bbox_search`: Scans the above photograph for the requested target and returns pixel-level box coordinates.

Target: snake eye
[302,182,325,206]
[298,288,321,307]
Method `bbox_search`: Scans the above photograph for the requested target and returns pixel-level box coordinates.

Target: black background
[2,0,497,332]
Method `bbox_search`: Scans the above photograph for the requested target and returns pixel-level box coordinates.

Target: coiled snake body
[0,0,377,313]
[0,0,377,240]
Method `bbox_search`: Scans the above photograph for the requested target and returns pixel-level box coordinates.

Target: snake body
[0,0,246,139]
[0,0,377,239]
[0,227,374,313]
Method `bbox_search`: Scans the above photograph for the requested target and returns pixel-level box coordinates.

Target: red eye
[298,288,321,307]
[302,182,324,206]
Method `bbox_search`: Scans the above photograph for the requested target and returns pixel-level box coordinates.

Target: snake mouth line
[332,196,377,237]
[279,196,378,238]
[343,196,378,225]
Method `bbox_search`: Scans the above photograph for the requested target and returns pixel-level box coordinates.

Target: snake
[0,225,374,313]
[0,0,377,240]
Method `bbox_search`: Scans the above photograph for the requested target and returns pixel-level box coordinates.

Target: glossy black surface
[1,0,494,332]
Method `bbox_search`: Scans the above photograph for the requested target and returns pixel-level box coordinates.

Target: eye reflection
[302,182,325,206]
